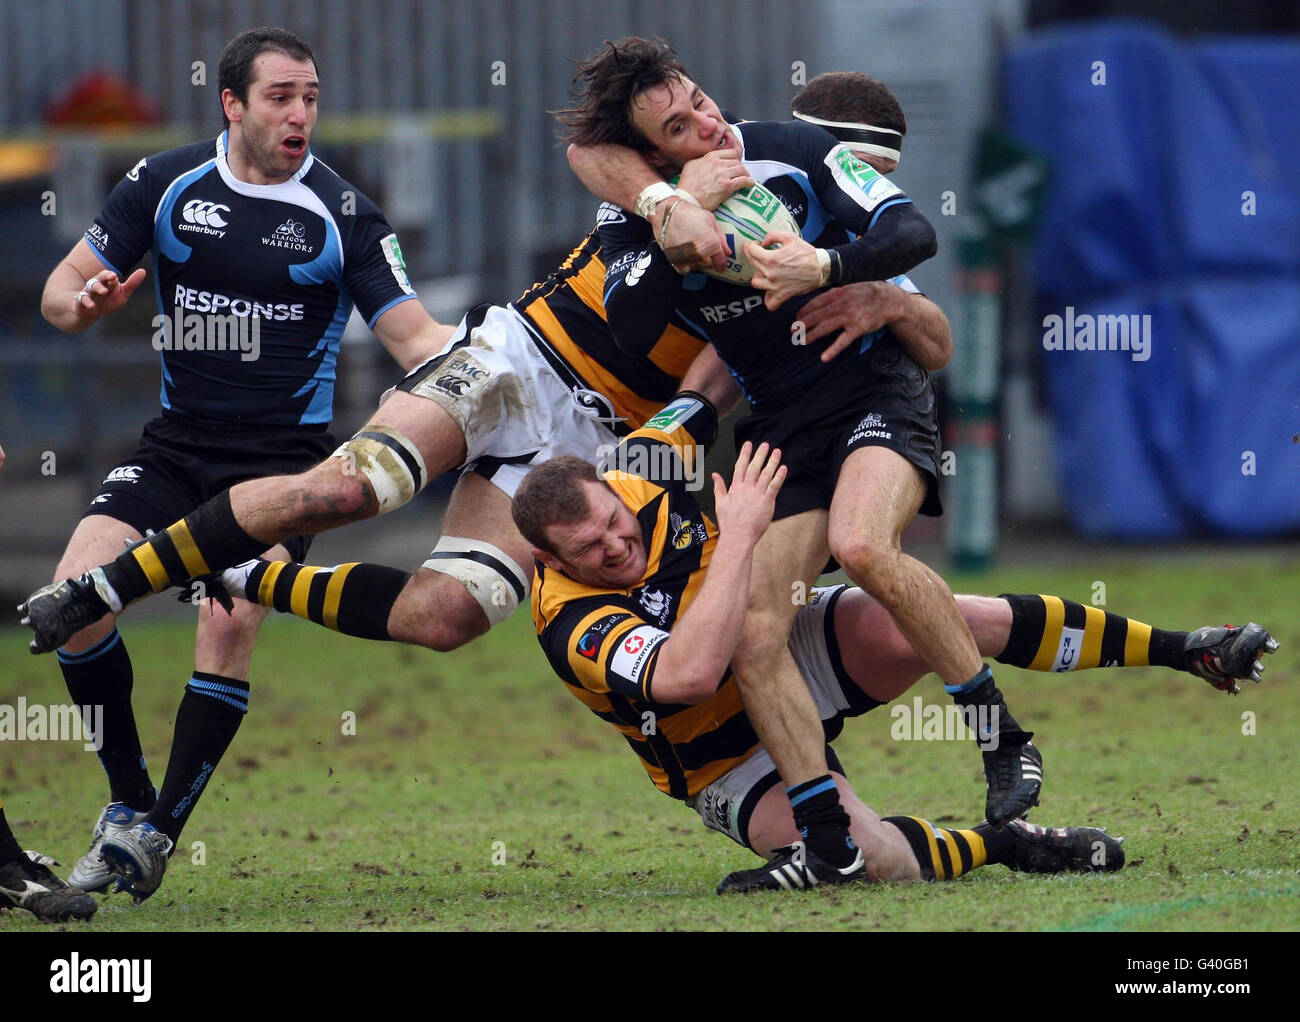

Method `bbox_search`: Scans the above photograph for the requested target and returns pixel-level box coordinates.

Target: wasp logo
[182,200,231,229]
[669,512,707,551]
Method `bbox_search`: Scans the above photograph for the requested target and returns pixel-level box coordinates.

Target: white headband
[792,110,903,163]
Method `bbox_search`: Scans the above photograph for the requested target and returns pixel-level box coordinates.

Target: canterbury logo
[625,251,652,287]
[182,200,231,228]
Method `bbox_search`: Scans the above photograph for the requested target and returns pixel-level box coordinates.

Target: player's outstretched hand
[657,200,729,273]
[712,441,785,547]
[796,280,905,362]
[746,231,821,310]
[677,150,754,210]
[74,268,147,322]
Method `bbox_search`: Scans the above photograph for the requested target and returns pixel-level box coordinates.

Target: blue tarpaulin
[1004,21,1300,537]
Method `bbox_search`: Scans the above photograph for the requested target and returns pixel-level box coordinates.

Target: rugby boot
[19,569,114,654]
[0,851,98,921]
[68,801,151,893]
[1183,623,1278,694]
[716,841,868,894]
[983,740,1043,828]
[101,822,174,904]
[1004,818,1125,873]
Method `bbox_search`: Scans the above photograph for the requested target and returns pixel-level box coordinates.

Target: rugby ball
[697,183,800,286]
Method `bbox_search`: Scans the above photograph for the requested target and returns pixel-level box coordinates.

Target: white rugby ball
[701,182,800,285]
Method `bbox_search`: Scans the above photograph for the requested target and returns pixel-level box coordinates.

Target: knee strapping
[332,426,428,513]
[422,536,528,626]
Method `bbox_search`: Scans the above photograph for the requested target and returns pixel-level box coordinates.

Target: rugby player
[0,443,97,922]
[26,27,451,901]
[510,396,1131,890]
[556,38,1041,887]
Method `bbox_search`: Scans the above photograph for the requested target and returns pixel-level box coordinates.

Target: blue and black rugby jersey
[598,119,930,411]
[85,132,417,427]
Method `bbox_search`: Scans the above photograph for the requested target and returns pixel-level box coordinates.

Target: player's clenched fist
[711,441,786,546]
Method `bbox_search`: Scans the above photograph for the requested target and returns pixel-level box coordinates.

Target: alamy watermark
[596,442,706,491]
[152,308,261,362]
[890,697,1000,749]
[0,698,102,751]
[1042,306,1151,362]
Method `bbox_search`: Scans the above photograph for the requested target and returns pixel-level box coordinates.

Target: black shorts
[734,339,942,522]
[82,414,337,563]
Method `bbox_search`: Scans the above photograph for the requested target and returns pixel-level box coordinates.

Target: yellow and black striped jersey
[532,396,762,800]
[513,222,708,433]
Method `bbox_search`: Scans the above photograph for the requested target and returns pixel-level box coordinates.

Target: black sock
[997,594,1188,671]
[787,775,856,868]
[947,666,1032,749]
[104,490,265,606]
[57,629,155,808]
[144,672,249,844]
[244,560,408,640]
[971,821,1018,865]
[0,805,25,865]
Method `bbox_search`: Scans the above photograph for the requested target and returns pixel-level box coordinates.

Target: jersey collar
[215,130,315,195]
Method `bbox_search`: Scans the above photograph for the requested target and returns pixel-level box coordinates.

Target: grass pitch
[1,548,1297,931]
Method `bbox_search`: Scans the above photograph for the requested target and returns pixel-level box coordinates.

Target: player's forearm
[890,293,952,372]
[651,533,756,702]
[829,203,937,285]
[41,261,96,333]
[678,346,742,416]
[567,143,665,210]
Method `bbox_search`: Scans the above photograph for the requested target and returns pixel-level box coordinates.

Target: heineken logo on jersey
[262,216,314,254]
[382,234,415,295]
[830,148,900,206]
[644,398,693,433]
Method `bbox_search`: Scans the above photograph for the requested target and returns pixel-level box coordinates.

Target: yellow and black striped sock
[244,561,409,640]
[883,816,989,881]
[104,491,266,605]
[997,594,1187,672]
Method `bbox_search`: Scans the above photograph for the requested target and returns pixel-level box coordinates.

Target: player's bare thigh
[831,588,1013,703]
[735,509,830,655]
[229,391,469,533]
[745,770,921,882]
[53,514,144,651]
[384,471,534,651]
[827,445,925,568]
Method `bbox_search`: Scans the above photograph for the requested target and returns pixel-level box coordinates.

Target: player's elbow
[654,671,717,705]
[606,304,661,358]
[903,206,938,265]
[650,651,722,704]
[914,317,953,372]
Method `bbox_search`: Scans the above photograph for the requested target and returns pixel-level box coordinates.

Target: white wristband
[816,248,832,287]
[634,181,678,220]
[674,188,702,207]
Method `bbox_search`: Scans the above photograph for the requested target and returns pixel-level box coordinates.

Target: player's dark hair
[556,36,690,150]
[512,457,606,555]
[218,27,317,128]
[792,71,906,136]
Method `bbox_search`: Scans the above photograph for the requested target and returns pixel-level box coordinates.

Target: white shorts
[394,303,622,498]
[686,585,882,849]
